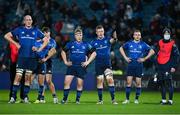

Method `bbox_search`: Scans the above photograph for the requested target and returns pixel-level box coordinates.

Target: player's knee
[25,70,33,77]
[64,81,70,89]
[97,75,104,83]
[24,81,30,86]
[104,68,113,77]
[14,75,22,85]
[106,76,114,85]
[13,79,20,85]
[47,80,52,86]
[16,68,23,76]
[126,81,132,86]
[136,82,141,87]
[38,80,44,86]
[77,83,83,90]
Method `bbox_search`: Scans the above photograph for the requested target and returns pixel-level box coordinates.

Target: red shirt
[157,39,174,64]
[9,43,18,63]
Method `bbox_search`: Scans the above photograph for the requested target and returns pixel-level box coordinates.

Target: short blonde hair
[74,26,82,33]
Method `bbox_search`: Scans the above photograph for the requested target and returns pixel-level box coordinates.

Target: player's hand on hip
[125,57,131,63]
[65,61,72,66]
[32,46,38,51]
[137,58,146,63]
[37,48,42,52]
[170,68,176,73]
[41,58,47,63]
[81,61,89,67]
[15,43,21,49]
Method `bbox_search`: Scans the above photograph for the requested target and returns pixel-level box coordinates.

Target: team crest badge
[82,46,85,49]
[32,32,35,35]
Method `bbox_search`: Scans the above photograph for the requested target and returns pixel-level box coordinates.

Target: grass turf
[0,90,180,114]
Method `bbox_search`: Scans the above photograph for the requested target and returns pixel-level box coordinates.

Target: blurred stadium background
[0,0,180,90]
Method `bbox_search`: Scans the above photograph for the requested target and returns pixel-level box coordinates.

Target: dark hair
[42,27,50,32]
[163,27,171,34]
[96,25,104,30]
[74,26,82,33]
[133,29,141,33]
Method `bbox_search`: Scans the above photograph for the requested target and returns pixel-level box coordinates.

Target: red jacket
[9,43,18,63]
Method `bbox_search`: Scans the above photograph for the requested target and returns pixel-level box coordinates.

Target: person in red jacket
[9,43,24,102]
[155,28,180,105]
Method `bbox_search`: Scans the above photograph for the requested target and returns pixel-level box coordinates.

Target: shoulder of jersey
[18,26,24,30]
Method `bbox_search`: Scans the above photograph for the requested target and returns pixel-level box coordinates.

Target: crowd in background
[0,0,180,74]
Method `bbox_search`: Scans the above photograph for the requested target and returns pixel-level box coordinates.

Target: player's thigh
[14,73,23,84]
[77,77,84,87]
[38,74,45,85]
[25,70,33,82]
[135,77,142,86]
[46,74,52,83]
[64,75,74,85]
[126,76,133,85]
[104,68,113,80]
[97,75,104,84]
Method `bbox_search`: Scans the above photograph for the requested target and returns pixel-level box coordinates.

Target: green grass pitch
[0,90,180,114]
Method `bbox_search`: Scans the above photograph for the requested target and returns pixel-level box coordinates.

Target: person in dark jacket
[9,43,24,102]
[155,27,180,105]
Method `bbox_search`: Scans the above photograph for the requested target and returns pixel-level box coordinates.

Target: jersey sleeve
[107,37,111,44]
[33,41,38,48]
[90,40,96,51]
[87,43,95,54]
[11,27,20,39]
[143,42,151,51]
[122,41,129,50]
[63,42,71,52]
[52,39,57,49]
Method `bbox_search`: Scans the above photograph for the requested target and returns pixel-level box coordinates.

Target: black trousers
[9,62,24,100]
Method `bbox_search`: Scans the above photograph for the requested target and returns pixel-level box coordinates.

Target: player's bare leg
[45,74,58,104]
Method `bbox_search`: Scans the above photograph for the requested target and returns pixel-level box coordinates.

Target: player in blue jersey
[33,27,58,104]
[32,38,47,104]
[119,29,155,104]
[61,26,96,104]
[91,25,118,104]
[4,15,49,104]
